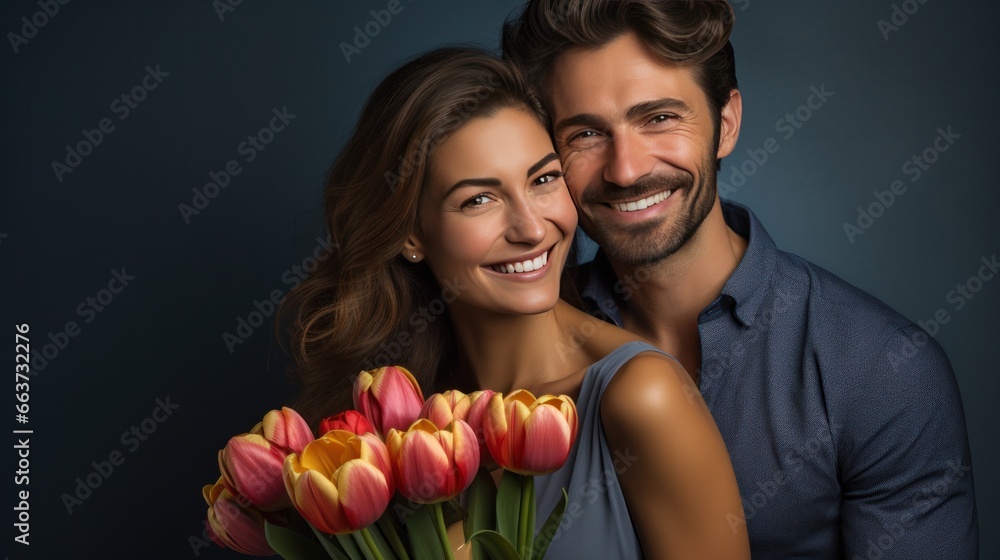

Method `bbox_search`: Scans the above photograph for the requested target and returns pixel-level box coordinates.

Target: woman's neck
[448,300,595,394]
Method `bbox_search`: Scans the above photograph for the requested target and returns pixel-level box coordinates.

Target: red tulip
[385,418,479,504]
[219,407,314,511]
[483,390,578,476]
[283,431,394,535]
[354,365,425,436]
[203,477,275,556]
[320,410,375,436]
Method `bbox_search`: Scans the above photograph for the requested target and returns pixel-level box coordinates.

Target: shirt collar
[718,199,779,327]
[578,198,780,327]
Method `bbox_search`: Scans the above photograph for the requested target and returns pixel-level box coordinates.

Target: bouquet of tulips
[202,365,578,560]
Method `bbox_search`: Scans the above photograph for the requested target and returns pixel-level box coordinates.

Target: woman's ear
[401,236,424,263]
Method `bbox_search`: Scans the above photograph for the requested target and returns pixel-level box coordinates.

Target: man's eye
[563,129,606,151]
[533,171,564,186]
[646,114,675,126]
[569,130,599,142]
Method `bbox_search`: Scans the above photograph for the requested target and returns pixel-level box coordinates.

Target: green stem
[360,527,385,560]
[518,476,531,559]
[377,513,410,560]
[433,502,456,560]
[517,475,534,558]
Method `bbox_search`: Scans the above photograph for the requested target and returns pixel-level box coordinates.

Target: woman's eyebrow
[443,152,560,197]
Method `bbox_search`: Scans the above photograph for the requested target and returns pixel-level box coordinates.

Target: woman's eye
[533,171,564,186]
[461,194,492,209]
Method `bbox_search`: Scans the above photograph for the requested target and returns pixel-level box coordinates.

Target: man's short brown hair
[502,0,738,130]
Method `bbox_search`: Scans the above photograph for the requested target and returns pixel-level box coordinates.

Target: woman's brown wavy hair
[277,47,549,427]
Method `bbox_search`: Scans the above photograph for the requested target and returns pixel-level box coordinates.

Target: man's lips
[603,189,674,212]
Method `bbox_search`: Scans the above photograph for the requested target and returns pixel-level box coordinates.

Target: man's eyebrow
[553,113,605,135]
[554,98,693,135]
[625,97,692,120]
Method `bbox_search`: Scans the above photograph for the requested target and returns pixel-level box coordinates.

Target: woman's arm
[601,353,750,559]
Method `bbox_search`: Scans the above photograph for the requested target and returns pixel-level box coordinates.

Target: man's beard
[579,157,717,266]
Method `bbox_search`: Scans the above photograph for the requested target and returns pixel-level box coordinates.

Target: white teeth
[612,190,673,212]
[491,250,550,274]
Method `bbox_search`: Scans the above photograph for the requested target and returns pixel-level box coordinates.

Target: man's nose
[603,133,649,188]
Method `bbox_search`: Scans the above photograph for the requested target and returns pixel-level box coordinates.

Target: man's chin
[589,230,680,266]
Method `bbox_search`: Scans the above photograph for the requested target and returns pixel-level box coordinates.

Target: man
[503,1,978,558]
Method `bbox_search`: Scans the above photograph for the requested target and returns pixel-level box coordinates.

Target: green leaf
[530,488,568,560]
[264,520,330,560]
[466,468,499,560]
[307,523,352,560]
[377,512,411,560]
[465,469,497,539]
[335,533,367,560]
[351,531,378,560]
[366,521,398,560]
[467,529,522,560]
[495,471,522,547]
[402,504,446,560]
[449,498,470,521]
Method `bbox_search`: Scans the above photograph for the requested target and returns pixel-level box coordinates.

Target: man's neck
[609,200,747,375]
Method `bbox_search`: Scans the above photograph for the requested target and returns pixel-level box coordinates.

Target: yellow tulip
[283,431,394,535]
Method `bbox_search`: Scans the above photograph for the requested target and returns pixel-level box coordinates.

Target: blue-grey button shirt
[578,199,978,559]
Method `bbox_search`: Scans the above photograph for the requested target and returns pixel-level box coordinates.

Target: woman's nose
[504,199,546,245]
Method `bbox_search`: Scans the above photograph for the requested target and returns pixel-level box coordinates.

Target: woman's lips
[488,248,550,274]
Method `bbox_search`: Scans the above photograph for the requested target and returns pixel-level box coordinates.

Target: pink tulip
[219,407,314,511]
[203,477,275,556]
[354,365,425,436]
[422,390,495,466]
[283,431,394,535]
[320,410,375,436]
[385,418,479,504]
[483,390,578,476]
[420,390,469,428]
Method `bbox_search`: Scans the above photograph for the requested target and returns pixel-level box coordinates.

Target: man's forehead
[547,38,704,121]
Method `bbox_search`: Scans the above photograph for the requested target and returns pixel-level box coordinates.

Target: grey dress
[533,340,672,559]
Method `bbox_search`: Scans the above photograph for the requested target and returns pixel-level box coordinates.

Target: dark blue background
[1,1,995,557]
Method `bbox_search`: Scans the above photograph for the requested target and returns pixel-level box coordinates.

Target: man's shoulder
[766,247,953,381]
[722,199,916,343]
[772,247,912,334]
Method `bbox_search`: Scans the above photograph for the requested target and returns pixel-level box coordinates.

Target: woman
[278,47,750,559]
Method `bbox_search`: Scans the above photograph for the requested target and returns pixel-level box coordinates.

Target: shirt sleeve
[837,323,978,559]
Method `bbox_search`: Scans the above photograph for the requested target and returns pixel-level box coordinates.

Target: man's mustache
[581,172,693,205]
